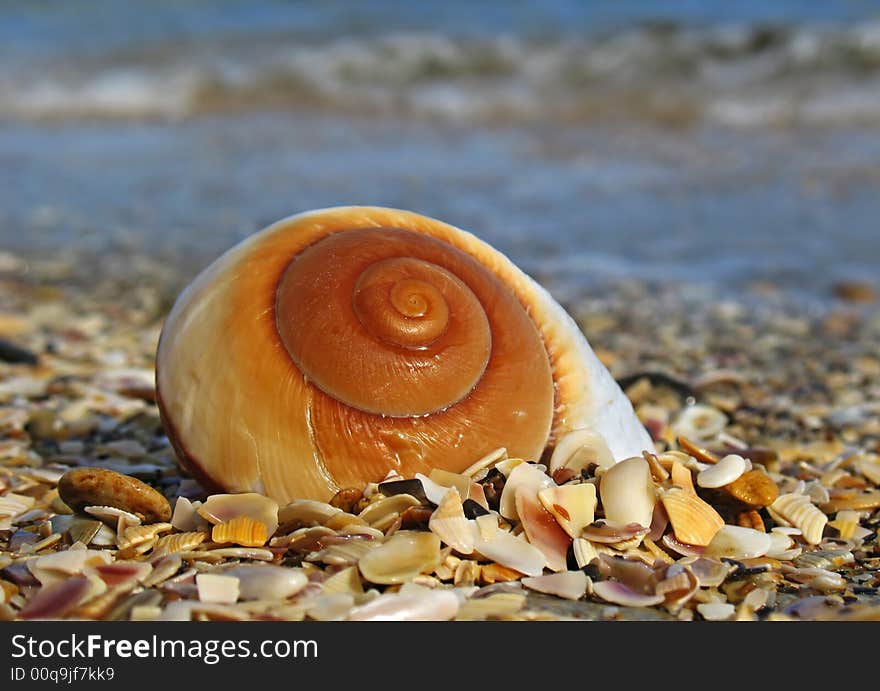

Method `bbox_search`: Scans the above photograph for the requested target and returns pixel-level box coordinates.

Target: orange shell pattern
[156,207,569,503]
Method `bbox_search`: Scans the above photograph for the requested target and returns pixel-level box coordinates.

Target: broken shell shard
[769,493,828,545]
[704,525,772,560]
[197,493,279,537]
[599,456,655,529]
[660,488,724,547]
[211,516,269,547]
[592,580,664,608]
[515,487,571,572]
[428,488,475,555]
[548,429,615,474]
[724,470,779,508]
[538,483,597,538]
[348,589,459,621]
[522,571,589,600]
[498,462,554,521]
[155,206,652,503]
[358,531,442,585]
[470,522,546,577]
[696,454,747,489]
[223,564,308,601]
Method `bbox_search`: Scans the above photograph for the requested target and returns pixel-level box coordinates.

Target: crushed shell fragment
[538,483,597,538]
[660,488,724,547]
[769,493,828,545]
[704,525,772,560]
[548,429,615,474]
[522,571,588,600]
[211,516,269,547]
[428,488,475,555]
[697,454,747,488]
[599,456,655,529]
[357,531,442,585]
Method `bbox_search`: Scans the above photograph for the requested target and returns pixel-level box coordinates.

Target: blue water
[2,1,879,302]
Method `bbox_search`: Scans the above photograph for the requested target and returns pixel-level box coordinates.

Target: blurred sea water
[2,0,879,303]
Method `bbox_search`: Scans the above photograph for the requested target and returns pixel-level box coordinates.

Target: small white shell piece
[470,523,546,577]
[522,571,588,600]
[599,456,655,529]
[223,564,308,601]
[704,525,772,560]
[672,404,727,441]
[498,462,554,521]
[196,574,240,604]
[548,430,615,474]
[696,454,747,489]
[348,589,459,621]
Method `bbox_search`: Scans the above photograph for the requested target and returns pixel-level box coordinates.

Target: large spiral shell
[156,206,651,503]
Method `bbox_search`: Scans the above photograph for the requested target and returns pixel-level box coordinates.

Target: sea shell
[18,576,94,620]
[599,456,655,529]
[696,601,735,621]
[357,531,442,585]
[462,447,507,478]
[170,497,211,532]
[670,460,696,494]
[428,488,475,555]
[671,404,727,441]
[581,521,649,544]
[196,574,240,604]
[724,470,780,508]
[357,493,422,532]
[89,561,153,588]
[515,488,571,572]
[659,488,724,547]
[522,571,589,600]
[211,516,268,547]
[471,523,546,577]
[498,462,554,521]
[197,493,279,537]
[155,206,652,503]
[277,499,341,530]
[428,469,471,501]
[348,589,459,621]
[688,558,733,588]
[592,580,664,608]
[414,473,451,506]
[117,522,173,551]
[321,566,365,596]
[655,567,699,612]
[769,493,828,545]
[84,505,141,530]
[28,547,112,586]
[696,454,747,489]
[704,525,772,560]
[572,538,600,568]
[827,510,861,540]
[223,564,308,601]
[154,531,208,554]
[547,429,615,475]
[538,483,597,538]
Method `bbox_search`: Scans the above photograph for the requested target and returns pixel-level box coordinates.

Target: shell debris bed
[1,246,880,622]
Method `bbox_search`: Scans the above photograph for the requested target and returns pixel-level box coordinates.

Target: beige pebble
[58,467,171,524]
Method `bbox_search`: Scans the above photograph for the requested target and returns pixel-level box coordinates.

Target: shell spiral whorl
[156,206,652,503]
[275,228,501,417]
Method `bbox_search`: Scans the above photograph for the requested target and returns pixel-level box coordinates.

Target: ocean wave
[4,22,880,126]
